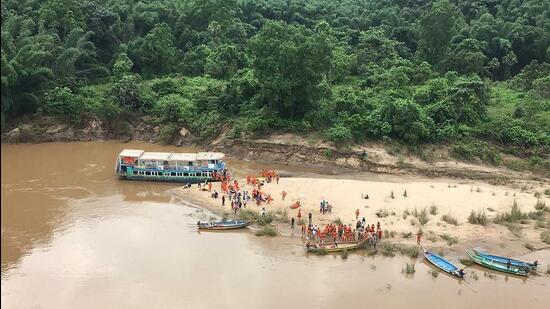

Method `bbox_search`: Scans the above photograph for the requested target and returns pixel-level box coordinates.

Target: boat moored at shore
[115,149,228,183]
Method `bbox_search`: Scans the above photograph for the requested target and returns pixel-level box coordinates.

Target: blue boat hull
[473,249,537,269]
[424,251,464,278]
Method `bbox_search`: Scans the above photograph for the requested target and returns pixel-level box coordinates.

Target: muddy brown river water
[1,142,549,308]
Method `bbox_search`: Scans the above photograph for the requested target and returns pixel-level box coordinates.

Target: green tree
[418,0,461,67]
[248,20,333,118]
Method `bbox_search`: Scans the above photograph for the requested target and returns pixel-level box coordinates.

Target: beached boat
[306,238,367,253]
[197,220,250,230]
[290,202,300,209]
[115,149,227,183]
[466,249,528,276]
[472,249,538,270]
[424,250,465,278]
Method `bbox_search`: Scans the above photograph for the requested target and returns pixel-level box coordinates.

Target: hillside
[2,0,549,175]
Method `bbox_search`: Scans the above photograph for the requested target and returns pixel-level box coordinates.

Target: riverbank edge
[170,186,550,265]
[3,117,548,185]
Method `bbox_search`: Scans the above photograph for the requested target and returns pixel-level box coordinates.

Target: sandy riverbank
[171,173,550,261]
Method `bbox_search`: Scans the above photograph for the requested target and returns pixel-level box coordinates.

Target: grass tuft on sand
[441,214,458,226]
[403,263,416,274]
[440,234,458,246]
[468,210,488,225]
[255,226,277,237]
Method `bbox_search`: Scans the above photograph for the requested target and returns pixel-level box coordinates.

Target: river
[1,141,548,308]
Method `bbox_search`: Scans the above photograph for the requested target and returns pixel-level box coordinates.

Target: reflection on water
[1,142,549,308]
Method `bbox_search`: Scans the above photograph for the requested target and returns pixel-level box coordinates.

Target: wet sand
[2,141,550,308]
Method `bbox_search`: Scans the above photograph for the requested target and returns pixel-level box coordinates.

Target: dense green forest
[1,0,549,169]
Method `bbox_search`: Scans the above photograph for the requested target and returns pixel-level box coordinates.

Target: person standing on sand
[308,212,312,225]
[416,231,422,245]
[276,174,279,184]
[208,182,212,192]
[291,217,295,229]
[355,209,360,220]
[281,190,287,200]
[222,195,225,207]
[262,207,266,218]
[297,209,302,221]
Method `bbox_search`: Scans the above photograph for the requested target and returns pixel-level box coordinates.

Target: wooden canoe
[466,249,528,276]
[306,238,367,253]
[197,220,250,230]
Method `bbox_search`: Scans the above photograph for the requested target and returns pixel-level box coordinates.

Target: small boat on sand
[290,201,301,209]
[472,249,538,270]
[197,220,250,230]
[306,238,367,253]
[424,250,465,278]
[466,249,528,276]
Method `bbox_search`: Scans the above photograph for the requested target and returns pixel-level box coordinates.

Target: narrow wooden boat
[472,249,537,270]
[424,250,465,278]
[306,238,367,253]
[197,220,250,230]
[290,202,300,209]
[466,249,528,276]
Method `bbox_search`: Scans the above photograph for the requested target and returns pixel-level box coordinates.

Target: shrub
[376,209,390,218]
[429,269,439,278]
[441,214,458,226]
[525,243,535,251]
[534,200,547,212]
[380,242,396,257]
[403,263,416,274]
[439,234,458,246]
[401,232,412,239]
[159,124,178,144]
[396,245,421,258]
[255,226,277,237]
[541,230,550,245]
[545,188,550,195]
[418,208,429,225]
[429,204,438,215]
[332,217,343,225]
[325,124,352,143]
[468,210,488,225]
[494,200,526,224]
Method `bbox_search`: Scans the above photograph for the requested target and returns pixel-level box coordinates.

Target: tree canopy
[1,0,549,168]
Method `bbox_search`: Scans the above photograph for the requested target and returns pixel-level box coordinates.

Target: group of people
[319,200,332,214]
[297,212,385,248]
[260,169,279,184]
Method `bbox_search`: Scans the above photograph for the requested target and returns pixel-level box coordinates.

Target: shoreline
[2,117,549,185]
[169,172,550,263]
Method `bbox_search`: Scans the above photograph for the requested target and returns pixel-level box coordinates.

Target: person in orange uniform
[208,182,212,192]
[355,209,360,220]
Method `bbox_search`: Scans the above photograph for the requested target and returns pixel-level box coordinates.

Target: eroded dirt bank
[2,116,548,185]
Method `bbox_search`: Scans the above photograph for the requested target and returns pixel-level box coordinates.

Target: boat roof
[119,149,144,157]
[169,153,196,162]
[119,149,225,161]
[197,152,225,160]
[138,152,172,161]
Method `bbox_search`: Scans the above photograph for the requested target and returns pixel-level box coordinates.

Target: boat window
[145,171,150,176]
[132,171,137,175]
[188,162,193,166]
[171,172,176,176]
[165,173,169,176]
[183,173,189,177]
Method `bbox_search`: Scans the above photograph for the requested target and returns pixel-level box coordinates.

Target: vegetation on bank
[2,0,549,172]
